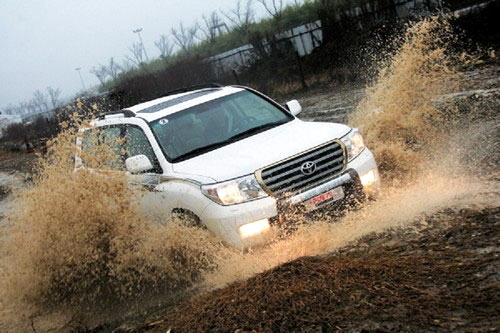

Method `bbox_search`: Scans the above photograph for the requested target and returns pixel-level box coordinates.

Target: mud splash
[351,18,460,183]
[204,174,494,289]
[0,17,497,332]
[0,119,230,330]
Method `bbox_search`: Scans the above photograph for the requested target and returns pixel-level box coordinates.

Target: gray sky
[0,0,271,109]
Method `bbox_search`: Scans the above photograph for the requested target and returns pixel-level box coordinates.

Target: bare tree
[17,102,28,114]
[90,65,108,86]
[171,22,198,54]
[128,42,145,65]
[46,86,61,109]
[257,0,284,28]
[17,101,36,114]
[105,57,122,80]
[222,0,255,33]
[1,104,16,115]
[121,58,135,72]
[33,90,49,113]
[200,11,227,42]
[29,100,38,114]
[155,35,175,58]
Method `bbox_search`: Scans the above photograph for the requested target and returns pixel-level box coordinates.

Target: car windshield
[150,90,292,162]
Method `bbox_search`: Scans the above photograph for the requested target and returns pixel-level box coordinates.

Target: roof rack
[99,109,135,119]
[161,83,223,98]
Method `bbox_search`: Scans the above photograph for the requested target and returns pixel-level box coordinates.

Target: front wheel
[172,209,206,229]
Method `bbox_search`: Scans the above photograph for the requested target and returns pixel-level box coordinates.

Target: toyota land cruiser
[78,85,380,249]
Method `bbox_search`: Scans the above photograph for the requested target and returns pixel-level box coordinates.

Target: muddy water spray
[0,118,232,330]
[351,18,460,182]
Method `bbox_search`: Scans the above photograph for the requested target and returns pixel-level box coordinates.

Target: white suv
[80,85,380,249]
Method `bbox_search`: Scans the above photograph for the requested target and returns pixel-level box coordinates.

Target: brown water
[0,18,497,331]
[351,18,461,182]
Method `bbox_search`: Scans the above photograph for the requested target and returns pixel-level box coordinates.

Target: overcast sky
[0,0,274,109]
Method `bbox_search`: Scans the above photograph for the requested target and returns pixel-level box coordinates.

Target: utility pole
[133,28,149,62]
[211,23,229,38]
[75,67,87,91]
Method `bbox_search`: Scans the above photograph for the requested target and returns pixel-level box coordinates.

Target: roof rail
[99,109,135,119]
[161,83,223,98]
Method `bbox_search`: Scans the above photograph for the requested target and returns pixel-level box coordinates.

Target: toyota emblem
[301,161,317,175]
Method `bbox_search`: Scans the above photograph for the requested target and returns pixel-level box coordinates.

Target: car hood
[172,119,351,182]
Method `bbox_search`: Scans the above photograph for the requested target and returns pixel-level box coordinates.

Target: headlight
[201,174,268,205]
[341,129,365,161]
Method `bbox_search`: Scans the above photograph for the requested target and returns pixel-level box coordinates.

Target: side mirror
[125,154,153,174]
[286,99,302,116]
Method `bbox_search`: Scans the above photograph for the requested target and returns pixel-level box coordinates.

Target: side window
[124,125,162,173]
[81,126,125,170]
[103,127,123,157]
[82,128,97,153]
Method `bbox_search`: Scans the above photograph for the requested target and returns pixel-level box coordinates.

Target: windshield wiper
[171,141,233,163]
[171,120,288,163]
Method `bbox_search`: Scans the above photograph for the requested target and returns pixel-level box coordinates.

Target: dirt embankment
[144,207,499,332]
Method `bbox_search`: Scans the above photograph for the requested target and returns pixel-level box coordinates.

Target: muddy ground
[0,62,498,332]
[143,207,499,332]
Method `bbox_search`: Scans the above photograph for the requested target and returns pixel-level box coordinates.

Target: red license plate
[311,191,335,204]
[306,187,344,210]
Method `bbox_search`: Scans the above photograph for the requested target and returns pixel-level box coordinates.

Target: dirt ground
[143,207,499,332]
[0,151,37,174]
[0,151,37,220]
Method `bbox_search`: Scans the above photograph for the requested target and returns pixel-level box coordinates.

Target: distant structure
[207,0,443,76]
[21,109,57,125]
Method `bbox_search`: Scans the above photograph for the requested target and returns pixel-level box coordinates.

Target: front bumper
[200,148,380,249]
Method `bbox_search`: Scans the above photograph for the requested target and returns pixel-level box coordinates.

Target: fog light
[360,169,377,187]
[238,219,270,239]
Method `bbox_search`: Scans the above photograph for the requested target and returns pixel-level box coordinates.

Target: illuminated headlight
[341,129,365,161]
[201,174,268,205]
[360,169,377,187]
[238,219,271,239]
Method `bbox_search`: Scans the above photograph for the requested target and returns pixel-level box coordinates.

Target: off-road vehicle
[79,84,380,249]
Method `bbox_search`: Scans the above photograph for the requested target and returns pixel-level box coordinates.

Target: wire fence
[207,21,322,78]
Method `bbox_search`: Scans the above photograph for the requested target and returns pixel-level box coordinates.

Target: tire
[172,209,206,229]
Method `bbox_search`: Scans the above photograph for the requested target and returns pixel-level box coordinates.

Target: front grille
[257,141,346,197]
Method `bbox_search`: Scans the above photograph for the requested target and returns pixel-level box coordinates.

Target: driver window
[124,125,162,173]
